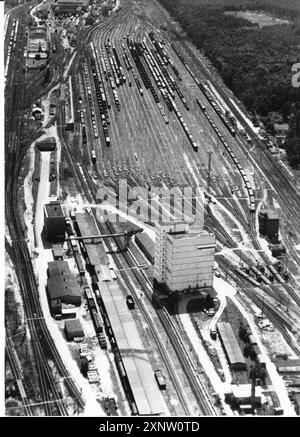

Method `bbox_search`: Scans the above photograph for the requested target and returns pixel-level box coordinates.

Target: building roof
[57,0,88,4]
[259,209,279,220]
[217,322,246,367]
[48,260,70,276]
[47,260,81,300]
[64,319,84,336]
[276,359,300,373]
[47,276,81,300]
[52,244,64,258]
[45,201,64,218]
[76,213,107,266]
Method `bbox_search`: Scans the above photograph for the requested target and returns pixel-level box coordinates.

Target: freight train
[196,99,255,213]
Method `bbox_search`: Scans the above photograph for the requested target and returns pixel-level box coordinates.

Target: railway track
[5,332,34,416]
[98,221,217,415]
[5,4,86,415]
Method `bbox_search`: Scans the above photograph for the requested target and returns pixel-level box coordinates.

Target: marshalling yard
[4,0,300,417]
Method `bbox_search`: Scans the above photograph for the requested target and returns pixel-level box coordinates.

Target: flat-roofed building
[53,0,89,14]
[154,221,215,293]
[44,201,65,242]
[258,209,279,243]
[64,319,84,341]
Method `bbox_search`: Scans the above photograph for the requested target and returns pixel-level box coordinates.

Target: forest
[159,0,300,167]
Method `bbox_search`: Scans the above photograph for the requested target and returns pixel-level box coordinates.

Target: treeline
[158,0,300,122]
[285,108,300,168]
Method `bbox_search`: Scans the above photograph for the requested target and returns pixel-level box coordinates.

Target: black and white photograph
[2,0,300,423]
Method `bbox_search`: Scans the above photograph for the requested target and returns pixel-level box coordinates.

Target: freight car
[91,308,103,334]
[85,287,96,310]
[196,98,255,213]
[154,370,166,390]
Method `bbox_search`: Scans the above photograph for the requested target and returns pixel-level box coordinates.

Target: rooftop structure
[154,221,215,293]
[217,322,247,371]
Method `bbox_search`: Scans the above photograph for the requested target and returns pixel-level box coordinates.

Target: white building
[154,221,216,293]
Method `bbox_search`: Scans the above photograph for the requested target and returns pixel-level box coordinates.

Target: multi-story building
[258,209,279,243]
[44,201,66,242]
[154,221,216,293]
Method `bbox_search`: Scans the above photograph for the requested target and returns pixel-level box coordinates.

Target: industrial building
[276,359,300,374]
[44,201,66,242]
[36,137,57,152]
[46,261,81,315]
[53,0,89,14]
[26,26,48,69]
[217,322,247,371]
[258,209,279,243]
[64,319,84,341]
[154,221,216,293]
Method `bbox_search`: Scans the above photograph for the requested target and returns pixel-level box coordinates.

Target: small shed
[52,244,64,260]
[64,319,84,341]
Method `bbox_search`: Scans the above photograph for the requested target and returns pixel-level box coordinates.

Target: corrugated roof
[217,322,246,367]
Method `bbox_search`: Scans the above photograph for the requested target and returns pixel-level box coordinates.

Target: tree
[285,136,300,168]
[80,357,89,377]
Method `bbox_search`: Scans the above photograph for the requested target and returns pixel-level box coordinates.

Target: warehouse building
[276,359,300,374]
[44,201,66,242]
[258,209,279,243]
[46,261,81,315]
[36,137,56,152]
[154,221,216,293]
[64,319,84,341]
[217,322,247,371]
[53,0,89,14]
